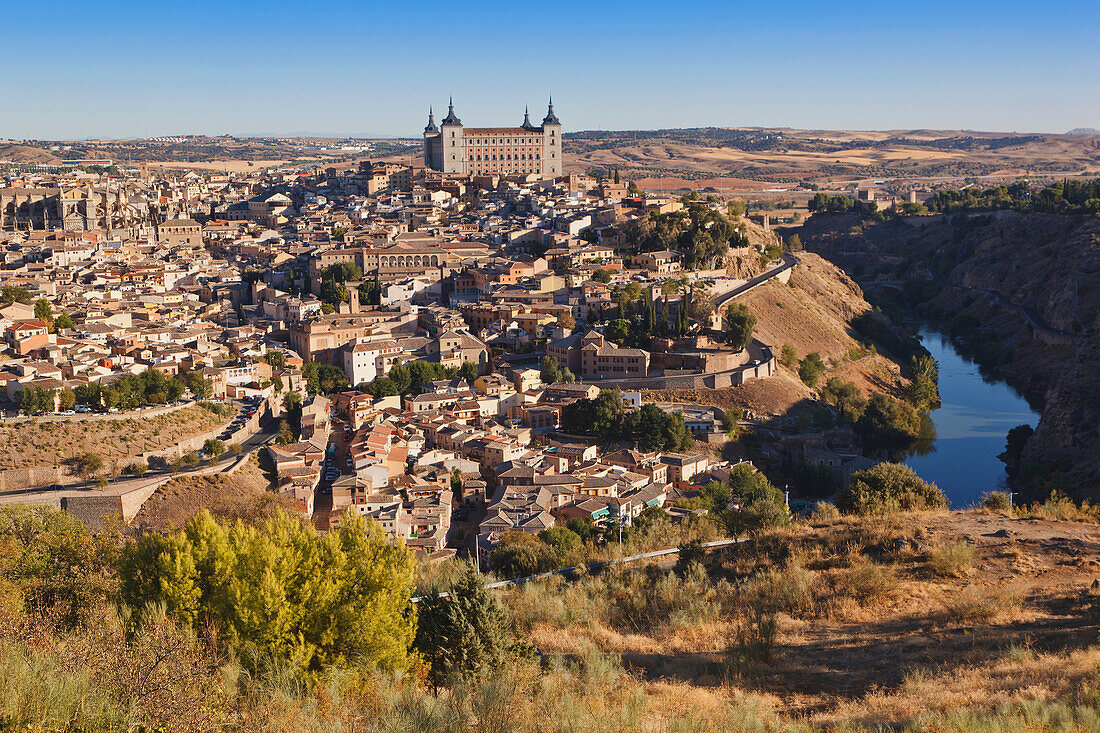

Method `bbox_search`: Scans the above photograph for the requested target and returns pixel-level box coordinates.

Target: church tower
[541,97,562,178]
[439,98,465,174]
[422,107,439,169]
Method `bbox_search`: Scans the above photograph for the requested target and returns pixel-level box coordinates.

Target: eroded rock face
[799,211,1100,499]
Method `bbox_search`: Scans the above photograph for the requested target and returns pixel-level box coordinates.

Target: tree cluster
[685,464,789,537]
[560,391,694,452]
[318,262,364,311]
[623,206,747,269]
[925,178,1100,216]
[118,509,417,682]
[540,355,575,384]
[74,369,185,410]
[836,462,946,514]
[303,361,348,395]
[360,359,465,398]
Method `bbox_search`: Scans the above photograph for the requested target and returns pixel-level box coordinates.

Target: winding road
[926,267,1080,339]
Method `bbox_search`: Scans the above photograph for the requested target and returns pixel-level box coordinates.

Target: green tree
[303,362,348,395]
[70,451,105,480]
[117,509,417,682]
[725,303,755,350]
[58,388,76,411]
[0,285,32,305]
[54,312,74,330]
[720,408,743,438]
[821,377,867,423]
[605,318,632,346]
[33,298,53,328]
[591,268,612,283]
[561,388,626,441]
[537,527,586,568]
[836,462,946,515]
[904,354,941,411]
[856,394,923,449]
[414,563,512,690]
[488,531,558,578]
[263,350,286,370]
[186,370,213,400]
[780,343,798,369]
[275,420,295,445]
[540,355,563,384]
[458,361,479,387]
[798,352,826,387]
[722,465,789,537]
[203,439,225,459]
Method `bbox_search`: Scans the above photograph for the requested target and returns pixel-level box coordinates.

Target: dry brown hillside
[564,128,1100,184]
[645,252,903,415]
[503,508,1100,728]
[0,405,224,472]
[128,455,286,534]
[0,143,61,164]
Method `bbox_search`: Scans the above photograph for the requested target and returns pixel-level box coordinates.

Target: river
[902,329,1039,508]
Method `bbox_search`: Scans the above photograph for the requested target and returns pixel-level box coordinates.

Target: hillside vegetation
[0,405,223,472]
[127,456,283,534]
[3,497,1100,731]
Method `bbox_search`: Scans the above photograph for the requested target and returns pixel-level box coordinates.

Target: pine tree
[414,563,511,690]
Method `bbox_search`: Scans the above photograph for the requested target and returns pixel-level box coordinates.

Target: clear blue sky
[3,0,1097,140]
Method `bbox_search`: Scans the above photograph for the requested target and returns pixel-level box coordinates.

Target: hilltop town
[0,101,889,557]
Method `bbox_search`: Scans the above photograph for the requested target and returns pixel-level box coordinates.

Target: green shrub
[798,352,826,387]
[837,462,946,515]
[117,509,417,683]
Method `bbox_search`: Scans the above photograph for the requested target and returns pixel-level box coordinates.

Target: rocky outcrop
[798,211,1100,498]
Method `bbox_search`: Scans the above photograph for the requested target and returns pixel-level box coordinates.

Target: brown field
[565,127,1100,187]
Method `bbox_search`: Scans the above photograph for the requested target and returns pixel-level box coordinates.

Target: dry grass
[930,540,976,577]
[1019,492,1100,524]
[0,405,224,472]
[940,585,1022,624]
[128,456,284,534]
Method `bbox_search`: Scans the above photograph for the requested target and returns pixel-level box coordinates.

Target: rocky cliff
[796,211,1100,498]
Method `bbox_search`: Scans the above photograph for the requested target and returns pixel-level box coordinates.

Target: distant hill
[1066,128,1100,135]
[0,144,61,164]
[562,127,1100,185]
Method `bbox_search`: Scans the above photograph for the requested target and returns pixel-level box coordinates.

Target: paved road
[927,267,1080,339]
[713,253,799,311]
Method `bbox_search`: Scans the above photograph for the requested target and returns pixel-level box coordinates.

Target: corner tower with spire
[421,96,562,178]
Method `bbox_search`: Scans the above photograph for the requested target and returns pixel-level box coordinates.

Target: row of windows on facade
[453,152,553,161]
[379,255,440,267]
[469,152,541,162]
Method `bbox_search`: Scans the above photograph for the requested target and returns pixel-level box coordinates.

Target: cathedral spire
[542,95,560,125]
[442,97,462,126]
